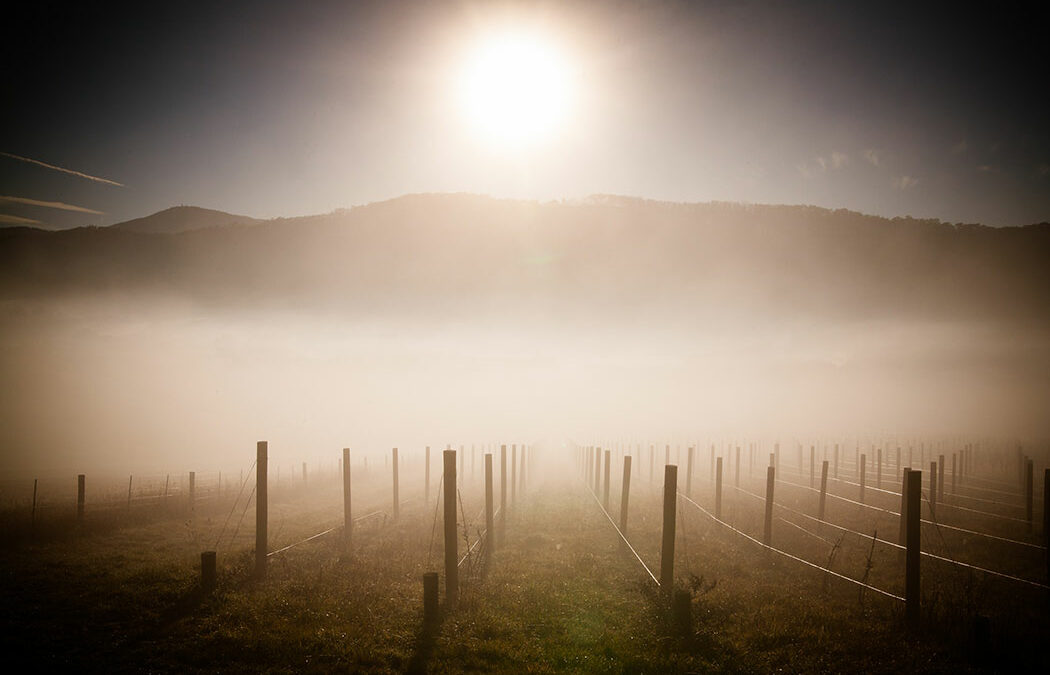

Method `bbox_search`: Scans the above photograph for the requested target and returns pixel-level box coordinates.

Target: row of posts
[578,442,941,632]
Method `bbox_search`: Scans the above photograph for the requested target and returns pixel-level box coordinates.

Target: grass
[0,463,1046,673]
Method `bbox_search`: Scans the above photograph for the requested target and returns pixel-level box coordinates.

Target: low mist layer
[1,195,1047,475]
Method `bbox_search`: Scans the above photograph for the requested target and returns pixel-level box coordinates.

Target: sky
[2,0,1048,229]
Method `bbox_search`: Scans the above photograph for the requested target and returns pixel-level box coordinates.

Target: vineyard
[0,437,1046,673]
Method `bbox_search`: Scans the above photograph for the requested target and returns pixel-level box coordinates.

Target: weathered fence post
[898,468,911,550]
[392,448,400,521]
[189,471,196,512]
[905,469,921,631]
[715,457,723,520]
[819,460,828,521]
[520,443,526,494]
[735,445,741,487]
[929,461,937,520]
[859,453,866,503]
[937,454,945,503]
[511,444,517,508]
[77,474,85,521]
[594,446,601,493]
[1043,468,1049,582]
[951,453,957,495]
[660,464,678,594]
[500,444,507,545]
[620,455,632,533]
[255,441,268,580]
[127,475,133,511]
[425,446,431,505]
[673,589,692,636]
[201,551,217,593]
[603,449,611,511]
[876,448,882,490]
[1025,458,1033,532]
[443,449,458,608]
[343,447,352,553]
[485,453,494,560]
[686,446,694,497]
[423,572,439,624]
[764,465,775,546]
[809,445,815,488]
[834,443,839,479]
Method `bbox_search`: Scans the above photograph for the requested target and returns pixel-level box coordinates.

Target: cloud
[863,149,881,167]
[892,175,919,190]
[0,195,104,214]
[0,213,43,225]
[0,151,124,187]
[830,151,849,169]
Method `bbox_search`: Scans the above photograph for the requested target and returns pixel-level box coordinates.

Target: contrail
[0,213,43,225]
[1,151,124,187]
[0,195,104,214]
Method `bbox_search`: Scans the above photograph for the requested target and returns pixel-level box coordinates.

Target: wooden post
[673,589,691,636]
[342,447,352,552]
[520,443,526,494]
[819,460,828,521]
[443,450,458,608]
[876,448,882,490]
[603,449,611,510]
[201,551,217,592]
[511,444,517,507]
[485,453,494,559]
[809,446,815,488]
[660,464,678,593]
[938,454,945,503]
[620,455,632,533]
[423,572,439,624]
[898,468,911,547]
[896,446,901,480]
[859,453,866,503]
[302,462,307,487]
[734,445,740,487]
[834,443,839,479]
[77,474,85,520]
[715,457,723,520]
[392,448,399,521]
[255,441,268,580]
[1025,458,1033,532]
[764,465,775,546]
[127,475,133,510]
[1043,468,1049,583]
[500,444,507,545]
[686,446,694,496]
[189,471,196,512]
[425,446,431,505]
[929,461,937,520]
[594,446,601,493]
[951,453,957,495]
[905,469,921,631]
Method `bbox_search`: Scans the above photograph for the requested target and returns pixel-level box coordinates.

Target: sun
[458,30,573,152]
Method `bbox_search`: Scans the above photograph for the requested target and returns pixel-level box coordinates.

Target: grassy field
[1,455,1046,673]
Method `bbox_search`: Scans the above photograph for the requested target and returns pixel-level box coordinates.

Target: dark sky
[2,0,1048,228]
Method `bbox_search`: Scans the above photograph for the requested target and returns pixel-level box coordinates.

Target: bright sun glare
[459,31,573,151]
